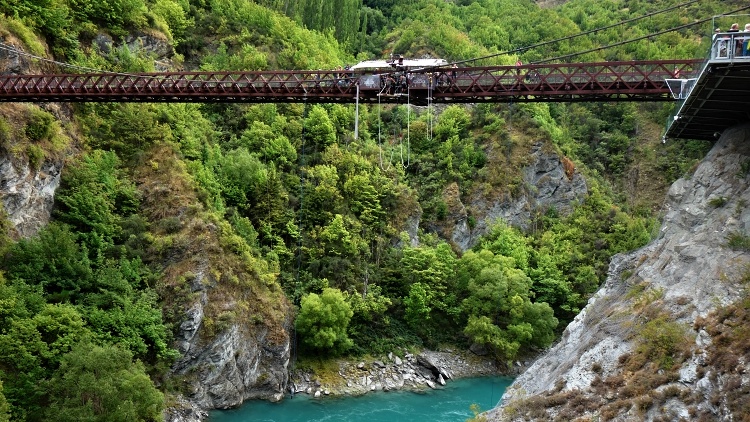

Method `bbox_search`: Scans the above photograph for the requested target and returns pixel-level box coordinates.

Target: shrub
[637,316,692,369]
[24,108,55,142]
[726,231,750,251]
[708,196,727,208]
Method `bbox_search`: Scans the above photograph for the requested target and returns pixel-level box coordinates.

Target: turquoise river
[210,376,513,422]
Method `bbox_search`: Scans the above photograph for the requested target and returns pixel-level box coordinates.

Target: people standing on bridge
[714,28,726,58]
[385,74,396,95]
[729,24,742,57]
[397,73,407,94]
[743,24,750,56]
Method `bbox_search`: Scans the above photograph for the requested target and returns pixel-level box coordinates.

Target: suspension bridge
[0,59,701,105]
[0,0,748,142]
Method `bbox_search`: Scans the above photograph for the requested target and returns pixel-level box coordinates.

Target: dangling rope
[290,94,309,373]
[295,95,309,306]
[377,89,393,171]
[428,73,433,144]
[264,153,273,252]
[401,82,411,169]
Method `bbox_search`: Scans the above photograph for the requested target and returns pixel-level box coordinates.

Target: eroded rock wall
[442,141,587,252]
[0,153,61,238]
[490,123,750,421]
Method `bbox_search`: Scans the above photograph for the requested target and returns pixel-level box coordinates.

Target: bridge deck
[0,60,700,105]
[665,32,750,141]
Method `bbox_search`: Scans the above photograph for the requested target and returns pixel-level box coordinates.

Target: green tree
[458,249,558,360]
[45,342,164,422]
[0,378,9,422]
[403,282,432,327]
[295,288,354,354]
[305,106,336,156]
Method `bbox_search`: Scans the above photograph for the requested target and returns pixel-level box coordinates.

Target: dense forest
[0,0,743,420]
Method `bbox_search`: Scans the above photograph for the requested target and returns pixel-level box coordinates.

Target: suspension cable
[410,0,703,71]
[532,3,750,64]
[0,41,177,83]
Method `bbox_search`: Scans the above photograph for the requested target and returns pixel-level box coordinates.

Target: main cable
[532,3,750,64]
[413,0,702,71]
[0,41,178,83]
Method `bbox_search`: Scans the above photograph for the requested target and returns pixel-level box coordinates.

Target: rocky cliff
[130,145,291,421]
[440,141,587,252]
[0,150,61,238]
[489,123,750,421]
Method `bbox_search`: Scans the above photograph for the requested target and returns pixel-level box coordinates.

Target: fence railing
[711,32,750,60]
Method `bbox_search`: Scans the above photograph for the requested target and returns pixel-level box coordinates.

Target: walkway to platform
[664,31,750,141]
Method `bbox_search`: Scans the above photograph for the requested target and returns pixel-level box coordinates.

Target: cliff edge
[490,123,750,421]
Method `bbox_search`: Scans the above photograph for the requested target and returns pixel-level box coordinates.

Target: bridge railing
[0,60,703,103]
[711,32,750,60]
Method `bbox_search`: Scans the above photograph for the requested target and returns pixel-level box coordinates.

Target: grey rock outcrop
[490,123,750,421]
[0,39,32,75]
[0,152,62,238]
[447,141,587,252]
[167,265,290,413]
[93,31,174,66]
[290,349,499,398]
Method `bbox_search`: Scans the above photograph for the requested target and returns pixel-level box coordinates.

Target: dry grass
[135,143,290,345]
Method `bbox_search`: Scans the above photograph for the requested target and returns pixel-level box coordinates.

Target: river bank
[288,348,523,399]
[165,347,526,422]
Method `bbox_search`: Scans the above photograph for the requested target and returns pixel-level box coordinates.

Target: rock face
[157,234,290,418]
[93,31,174,60]
[163,259,291,422]
[445,141,587,252]
[0,154,62,238]
[0,38,32,75]
[0,39,63,239]
[171,319,290,409]
[490,123,750,421]
[290,349,500,398]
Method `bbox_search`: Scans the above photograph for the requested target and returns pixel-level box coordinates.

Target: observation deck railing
[663,32,750,141]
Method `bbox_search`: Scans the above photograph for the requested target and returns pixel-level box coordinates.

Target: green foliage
[479,222,531,272]
[636,316,691,369]
[4,223,95,302]
[708,196,727,208]
[403,282,432,327]
[45,342,164,422]
[68,0,148,36]
[24,107,55,142]
[457,249,557,359]
[0,0,78,56]
[305,105,337,152]
[149,0,192,44]
[296,288,354,354]
[0,15,47,56]
[726,231,750,251]
[79,104,169,156]
[53,150,139,258]
[0,379,8,422]
[189,0,345,70]
[400,241,457,316]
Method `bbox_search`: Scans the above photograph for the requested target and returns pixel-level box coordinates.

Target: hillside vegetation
[0,0,739,419]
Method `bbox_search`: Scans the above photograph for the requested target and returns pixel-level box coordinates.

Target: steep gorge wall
[438,141,587,252]
[490,123,750,421]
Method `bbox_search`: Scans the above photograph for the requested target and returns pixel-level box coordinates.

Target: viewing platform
[664,31,750,141]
